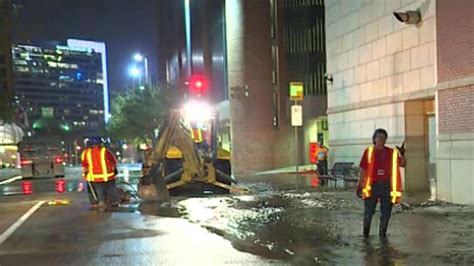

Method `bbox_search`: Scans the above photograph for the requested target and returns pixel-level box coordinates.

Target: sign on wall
[289,81,304,101]
[291,105,303,126]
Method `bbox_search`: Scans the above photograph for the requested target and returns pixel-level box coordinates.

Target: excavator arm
[139,110,233,201]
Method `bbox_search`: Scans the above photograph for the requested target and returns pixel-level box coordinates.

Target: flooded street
[139,180,474,265]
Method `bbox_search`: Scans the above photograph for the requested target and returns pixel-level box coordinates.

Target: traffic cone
[311,173,319,187]
[22,181,33,195]
[55,179,66,193]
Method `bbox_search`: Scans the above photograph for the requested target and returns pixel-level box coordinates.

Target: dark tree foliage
[107,86,178,145]
[0,92,14,122]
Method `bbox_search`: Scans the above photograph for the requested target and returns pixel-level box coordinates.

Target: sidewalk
[253,164,317,175]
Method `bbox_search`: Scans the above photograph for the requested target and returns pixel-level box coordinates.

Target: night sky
[12,0,158,92]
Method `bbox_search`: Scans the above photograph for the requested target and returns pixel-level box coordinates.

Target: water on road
[142,183,474,265]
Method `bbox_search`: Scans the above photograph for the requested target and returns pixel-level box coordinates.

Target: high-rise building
[157,0,227,102]
[66,39,110,123]
[12,42,106,138]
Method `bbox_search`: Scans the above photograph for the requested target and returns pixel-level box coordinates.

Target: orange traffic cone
[55,179,65,193]
[22,181,33,194]
[311,173,319,187]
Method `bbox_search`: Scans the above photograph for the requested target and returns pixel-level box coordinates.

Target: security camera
[393,10,421,24]
[324,73,333,83]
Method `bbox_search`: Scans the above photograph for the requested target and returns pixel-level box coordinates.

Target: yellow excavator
[138,102,235,201]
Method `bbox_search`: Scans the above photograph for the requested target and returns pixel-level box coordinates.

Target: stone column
[225,0,277,178]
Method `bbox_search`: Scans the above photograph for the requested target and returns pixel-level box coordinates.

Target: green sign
[289,82,304,101]
[41,107,54,118]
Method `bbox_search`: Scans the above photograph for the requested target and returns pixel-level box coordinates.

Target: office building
[12,42,106,138]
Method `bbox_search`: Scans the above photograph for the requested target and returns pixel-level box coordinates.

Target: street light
[129,65,142,87]
[133,53,144,62]
[133,53,149,86]
[129,66,142,78]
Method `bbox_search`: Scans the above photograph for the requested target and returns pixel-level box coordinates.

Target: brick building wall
[436,0,474,83]
[435,0,474,204]
[438,85,474,134]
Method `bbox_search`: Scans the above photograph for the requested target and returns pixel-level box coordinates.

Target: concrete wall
[326,0,474,203]
[325,0,436,192]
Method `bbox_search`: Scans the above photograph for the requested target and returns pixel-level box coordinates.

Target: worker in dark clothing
[356,128,406,238]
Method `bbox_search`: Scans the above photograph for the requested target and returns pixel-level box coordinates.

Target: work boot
[379,219,389,238]
[363,220,371,238]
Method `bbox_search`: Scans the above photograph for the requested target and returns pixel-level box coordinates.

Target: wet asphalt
[1,168,474,265]
[151,181,474,265]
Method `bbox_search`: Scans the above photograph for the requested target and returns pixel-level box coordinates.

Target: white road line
[0,200,46,246]
[0,175,23,186]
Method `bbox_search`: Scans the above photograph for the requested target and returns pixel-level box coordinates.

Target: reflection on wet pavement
[136,181,474,265]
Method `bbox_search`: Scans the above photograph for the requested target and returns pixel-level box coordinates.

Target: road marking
[0,175,23,186]
[0,200,46,246]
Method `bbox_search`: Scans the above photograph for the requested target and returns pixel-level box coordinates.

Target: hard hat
[89,136,102,146]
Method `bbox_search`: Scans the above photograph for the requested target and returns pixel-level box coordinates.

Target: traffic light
[188,75,208,97]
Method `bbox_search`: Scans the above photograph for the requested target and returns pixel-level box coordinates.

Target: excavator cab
[140,100,234,199]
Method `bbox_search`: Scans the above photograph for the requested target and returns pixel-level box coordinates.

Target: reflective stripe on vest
[362,146,403,203]
[362,146,374,199]
[390,149,402,203]
[191,128,203,143]
[85,147,114,182]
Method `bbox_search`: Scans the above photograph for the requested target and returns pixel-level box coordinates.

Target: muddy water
[172,182,474,265]
[135,174,474,265]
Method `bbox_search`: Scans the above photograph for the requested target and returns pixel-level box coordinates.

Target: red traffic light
[188,75,208,96]
[55,155,64,164]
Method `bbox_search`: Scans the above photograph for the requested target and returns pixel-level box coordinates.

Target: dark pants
[363,181,393,237]
[317,160,328,176]
[88,179,117,206]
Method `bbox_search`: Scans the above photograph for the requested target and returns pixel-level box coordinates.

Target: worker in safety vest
[316,143,329,176]
[81,136,118,212]
[356,128,406,238]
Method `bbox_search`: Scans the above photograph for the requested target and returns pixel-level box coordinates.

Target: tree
[0,92,14,123]
[107,86,178,145]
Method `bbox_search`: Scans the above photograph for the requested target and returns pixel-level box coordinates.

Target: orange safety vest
[361,146,403,204]
[81,147,115,182]
[191,128,203,143]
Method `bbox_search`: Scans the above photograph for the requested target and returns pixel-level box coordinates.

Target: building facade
[156,0,329,177]
[279,0,328,166]
[225,0,328,177]
[12,42,106,139]
[156,0,232,151]
[156,0,227,101]
[325,0,473,204]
